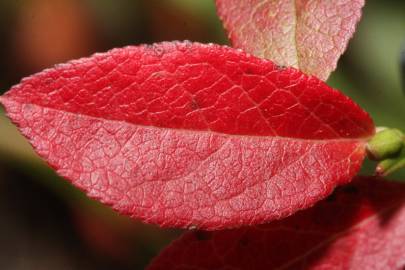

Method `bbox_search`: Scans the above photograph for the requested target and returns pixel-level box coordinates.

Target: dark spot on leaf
[194,231,211,241]
[190,98,200,110]
[275,64,287,70]
[245,67,254,74]
[44,78,53,85]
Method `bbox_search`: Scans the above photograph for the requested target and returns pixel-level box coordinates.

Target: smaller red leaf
[148,176,405,270]
[0,42,374,230]
[216,0,365,80]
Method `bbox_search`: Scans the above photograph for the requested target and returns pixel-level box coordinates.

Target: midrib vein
[292,0,301,69]
[2,98,371,143]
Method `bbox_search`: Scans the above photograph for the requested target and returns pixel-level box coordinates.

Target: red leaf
[216,0,365,80]
[148,177,405,269]
[0,42,374,230]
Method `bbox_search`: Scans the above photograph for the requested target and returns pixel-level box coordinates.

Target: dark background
[0,0,404,269]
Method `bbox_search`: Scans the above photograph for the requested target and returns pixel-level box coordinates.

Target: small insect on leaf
[0,42,374,230]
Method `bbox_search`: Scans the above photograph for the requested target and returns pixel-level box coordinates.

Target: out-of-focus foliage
[0,0,404,269]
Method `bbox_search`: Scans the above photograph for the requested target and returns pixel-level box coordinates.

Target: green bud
[376,146,405,176]
[367,128,403,161]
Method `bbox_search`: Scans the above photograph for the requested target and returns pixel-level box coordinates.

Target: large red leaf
[148,176,405,269]
[216,0,365,80]
[0,42,374,230]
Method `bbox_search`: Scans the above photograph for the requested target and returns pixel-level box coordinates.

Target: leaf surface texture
[0,42,374,229]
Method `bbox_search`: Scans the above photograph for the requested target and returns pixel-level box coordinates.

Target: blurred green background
[0,0,404,269]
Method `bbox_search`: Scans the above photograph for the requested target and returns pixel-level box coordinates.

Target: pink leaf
[0,42,374,230]
[216,0,365,80]
[148,176,405,269]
